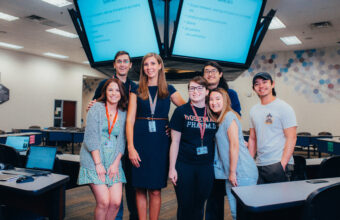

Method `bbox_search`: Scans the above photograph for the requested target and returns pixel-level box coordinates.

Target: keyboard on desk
[15,168,51,176]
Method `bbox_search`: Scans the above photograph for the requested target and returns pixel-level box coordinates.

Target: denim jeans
[225,177,258,220]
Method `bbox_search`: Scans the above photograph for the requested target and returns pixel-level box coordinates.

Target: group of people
[78,50,297,220]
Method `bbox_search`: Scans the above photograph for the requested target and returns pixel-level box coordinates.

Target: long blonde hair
[137,53,169,100]
[208,88,240,124]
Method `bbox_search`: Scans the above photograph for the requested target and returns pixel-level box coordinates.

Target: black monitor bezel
[73,0,163,67]
[169,0,267,68]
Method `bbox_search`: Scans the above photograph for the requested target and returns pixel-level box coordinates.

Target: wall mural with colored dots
[242,46,340,103]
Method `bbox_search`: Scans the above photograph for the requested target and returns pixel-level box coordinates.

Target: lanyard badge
[148,90,158,133]
[190,103,208,155]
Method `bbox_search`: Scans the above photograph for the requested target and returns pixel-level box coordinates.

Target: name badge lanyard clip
[105,105,119,140]
[190,103,207,146]
[148,90,158,132]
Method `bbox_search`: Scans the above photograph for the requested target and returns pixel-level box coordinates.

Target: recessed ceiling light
[269,17,286,30]
[83,61,90,64]
[46,28,78,38]
[280,36,302,45]
[0,42,23,49]
[0,12,19,21]
[43,52,68,59]
[41,0,72,7]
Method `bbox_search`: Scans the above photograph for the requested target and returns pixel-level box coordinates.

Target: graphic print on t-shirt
[184,114,216,130]
[265,113,273,124]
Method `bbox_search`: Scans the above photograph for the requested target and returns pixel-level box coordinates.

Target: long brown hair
[97,78,128,111]
[137,53,169,100]
[208,88,240,124]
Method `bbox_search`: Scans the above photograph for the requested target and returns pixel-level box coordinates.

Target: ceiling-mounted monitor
[74,0,162,66]
[170,0,266,68]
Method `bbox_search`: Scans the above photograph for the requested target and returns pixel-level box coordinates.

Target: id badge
[148,120,157,132]
[196,146,208,155]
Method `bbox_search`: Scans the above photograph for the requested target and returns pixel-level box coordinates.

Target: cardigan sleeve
[83,103,102,152]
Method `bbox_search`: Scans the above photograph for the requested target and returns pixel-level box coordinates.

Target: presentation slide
[172,0,263,64]
[77,0,160,62]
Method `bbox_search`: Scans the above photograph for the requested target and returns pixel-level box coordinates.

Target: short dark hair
[97,78,128,111]
[114,51,130,62]
[202,61,229,91]
[188,76,209,89]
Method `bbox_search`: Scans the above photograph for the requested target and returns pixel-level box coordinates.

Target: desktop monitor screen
[26,146,57,170]
[170,0,265,66]
[74,0,161,63]
[5,136,29,150]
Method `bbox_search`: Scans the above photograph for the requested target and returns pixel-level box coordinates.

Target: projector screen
[170,0,265,65]
[75,0,161,63]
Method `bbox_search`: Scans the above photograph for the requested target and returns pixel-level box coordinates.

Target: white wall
[0,48,106,132]
[229,46,340,135]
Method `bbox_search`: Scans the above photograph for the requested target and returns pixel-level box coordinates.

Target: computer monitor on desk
[5,136,29,152]
[26,146,57,171]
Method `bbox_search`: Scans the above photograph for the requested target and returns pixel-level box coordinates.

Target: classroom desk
[0,132,42,145]
[316,137,340,155]
[42,130,84,154]
[231,177,340,220]
[18,151,80,189]
[0,173,69,220]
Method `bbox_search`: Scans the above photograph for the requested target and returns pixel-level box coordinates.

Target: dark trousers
[205,179,226,220]
[122,154,139,220]
[257,162,294,184]
[175,161,214,220]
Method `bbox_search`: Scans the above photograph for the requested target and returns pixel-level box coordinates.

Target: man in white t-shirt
[248,72,297,184]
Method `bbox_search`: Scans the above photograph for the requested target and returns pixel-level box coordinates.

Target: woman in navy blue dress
[126,53,185,220]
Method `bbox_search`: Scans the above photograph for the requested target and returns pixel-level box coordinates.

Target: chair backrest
[292,155,307,180]
[297,132,311,136]
[0,144,21,167]
[319,156,340,178]
[29,125,41,129]
[0,130,5,134]
[318,131,332,136]
[302,182,340,220]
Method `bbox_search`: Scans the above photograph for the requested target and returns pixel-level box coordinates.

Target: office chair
[318,131,332,136]
[0,130,5,135]
[318,156,340,178]
[28,125,41,129]
[0,144,21,168]
[302,182,340,220]
[291,155,307,180]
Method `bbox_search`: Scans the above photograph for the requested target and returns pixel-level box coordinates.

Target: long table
[0,172,69,220]
[316,137,340,155]
[232,177,340,220]
[42,130,84,154]
[19,151,80,189]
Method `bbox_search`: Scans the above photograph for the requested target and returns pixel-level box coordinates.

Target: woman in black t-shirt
[169,76,217,220]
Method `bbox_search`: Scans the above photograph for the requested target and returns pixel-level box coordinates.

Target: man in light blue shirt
[248,72,297,184]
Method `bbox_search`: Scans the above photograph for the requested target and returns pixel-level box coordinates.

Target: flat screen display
[75,0,161,63]
[171,0,265,65]
[26,146,57,170]
[5,136,29,151]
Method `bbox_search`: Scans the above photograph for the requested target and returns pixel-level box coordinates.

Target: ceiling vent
[25,14,64,28]
[310,21,332,29]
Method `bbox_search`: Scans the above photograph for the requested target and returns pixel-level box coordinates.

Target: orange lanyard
[105,105,118,140]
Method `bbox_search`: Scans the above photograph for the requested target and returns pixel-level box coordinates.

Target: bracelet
[95,162,102,166]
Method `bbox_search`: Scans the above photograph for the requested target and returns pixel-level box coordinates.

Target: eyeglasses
[204,69,218,75]
[188,86,205,92]
[115,59,130,64]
